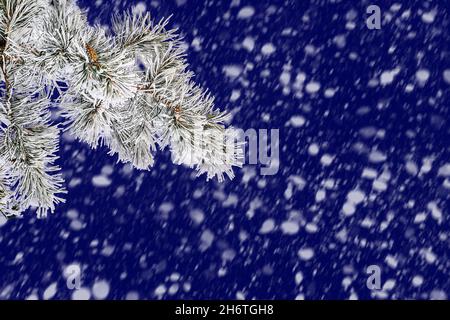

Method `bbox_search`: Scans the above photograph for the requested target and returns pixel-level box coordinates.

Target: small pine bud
[85,43,100,66]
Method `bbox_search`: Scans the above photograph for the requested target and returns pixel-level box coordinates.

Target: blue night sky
[0,0,449,300]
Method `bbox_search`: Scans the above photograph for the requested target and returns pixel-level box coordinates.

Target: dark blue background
[0,0,449,300]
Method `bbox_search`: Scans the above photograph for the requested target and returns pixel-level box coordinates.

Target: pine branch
[0,0,242,217]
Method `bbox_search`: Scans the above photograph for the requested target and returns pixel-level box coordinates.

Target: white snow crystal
[261,43,276,56]
[422,249,437,264]
[421,11,436,24]
[92,280,110,300]
[168,284,179,295]
[443,70,450,85]
[405,161,419,175]
[154,284,167,296]
[259,219,275,234]
[361,217,375,228]
[380,68,400,86]
[125,291,140,300]
[236,291,246,300]
[289,115,306,127]
[415,69,430,84]
[342,202,356,216]
[308,143,320,156]
[385,255,398,269]
[285,176,306,200]
[405,84,414,92]
[414,212,427,224]
[280,221,300,235]
[372,179,388,192]
[132,2,146,14]
[237,6,255,19]
[333,34,346,48]
[298,248,314,261]
[70,219,84,231]
[280,71,291,86]
[305,223,318,233]
[230,89,241,102]
[382,279,396,291]
[200,229,215,250]
[101,165,113,175]
[288,175,306,189]
[43,282,57,300]
[324,88,337,98]
[92,175,111,187]
[67,209,79,219]
[305,81,321,94]
[320,154,334,166]
[412,275,424,287]
[437,163,450,176]
[191,37,202,51]
[347,190,365,204]
[189,209,205,225]
[315,189,326,202]
[368,150,387,163]
[323,179,335,189]
[242,37,255,52]
[159,202,174,214]
[430,290,447,300]
[427,202,443,224]
[295,272,304,285]
[362,167,378,179]
[72,287,91,300]
[420,158,433,175]
[223,65,243,79]
[295,72,306,84]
